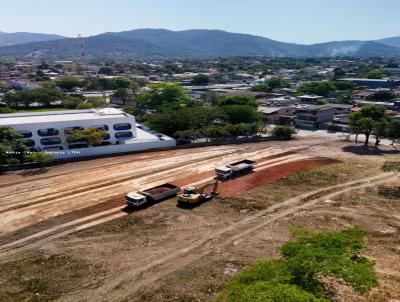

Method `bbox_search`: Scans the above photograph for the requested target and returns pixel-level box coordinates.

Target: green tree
[112,88,134,106]
[191,74,210,85]
[137,83,190,111]
[98,66,113,75]
[358,118,375,146]
[272,126,296,139]
[56,77,87,91]
[338,91,354,104]
[349,105,388,146]
[251,83,270,92]
[373,119,389,147]
[0,127,28,165]
[66,128,106,146]
[266,77,291,89]
[222,105,261,124]
[367,90,396,102]
[145,106,226,137]
[366,69,385,79]
[333,68,346,78]
[219,95,258,107]
[3,88,64,108]
[297,81,336,97]
[387,119,400,146]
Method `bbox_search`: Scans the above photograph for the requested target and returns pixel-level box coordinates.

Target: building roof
[0,108,128,126]
[258,107,283,114]
[325,103,354,109]
[340,78,399,82]
[295,104,334,111]
[297,95,323,99]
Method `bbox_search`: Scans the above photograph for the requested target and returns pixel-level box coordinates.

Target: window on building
[91,125,109,131]
[113,123,132,131]
[20,139,35,148]
[17,130,32,138]
[40,137,62,145]
[115,131,133,139]
[38,128,59,137]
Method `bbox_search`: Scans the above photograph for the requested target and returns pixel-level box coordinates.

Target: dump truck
[215,159,256,179]
[126,183,181,207]
[177,180,219,207]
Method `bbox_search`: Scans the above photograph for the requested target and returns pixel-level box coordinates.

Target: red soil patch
[218,157,337,197]
[143,186,175,195]
[172,150,307,187]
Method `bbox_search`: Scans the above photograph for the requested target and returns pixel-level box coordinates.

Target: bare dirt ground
[0,135,399,302]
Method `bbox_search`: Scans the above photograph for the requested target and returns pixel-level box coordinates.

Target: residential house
[295,105,336,129]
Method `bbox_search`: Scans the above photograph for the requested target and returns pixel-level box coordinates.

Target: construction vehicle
[215,159,256,179]
[126,183,180,207]
[177,180,219,207]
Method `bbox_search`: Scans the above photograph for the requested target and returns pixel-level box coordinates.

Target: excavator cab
[183,187,198,195]
[177,180,219,207]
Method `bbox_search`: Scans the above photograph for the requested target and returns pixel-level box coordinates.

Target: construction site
[0,135,399,302]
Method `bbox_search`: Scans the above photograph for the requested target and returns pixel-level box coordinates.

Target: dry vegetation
[0,156,398,302]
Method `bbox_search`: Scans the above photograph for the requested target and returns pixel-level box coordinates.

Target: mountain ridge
[0,28,399,59]
[0,31,65,47]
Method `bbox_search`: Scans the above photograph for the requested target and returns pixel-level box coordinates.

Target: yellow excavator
[177,180,219,207]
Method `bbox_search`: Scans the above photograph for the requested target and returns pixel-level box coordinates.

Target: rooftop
[0,108,128,126]
[340,78,400,82]
[298,95,323,99]
[258,106,283,114]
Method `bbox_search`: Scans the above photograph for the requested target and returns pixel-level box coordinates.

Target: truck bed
[140,183,180,200]
[229,159,256,167]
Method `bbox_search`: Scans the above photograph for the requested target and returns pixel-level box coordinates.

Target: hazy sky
[1,0,399,44]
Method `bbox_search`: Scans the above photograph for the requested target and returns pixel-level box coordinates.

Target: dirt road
[78,172,396,299]
[0,138,339,238]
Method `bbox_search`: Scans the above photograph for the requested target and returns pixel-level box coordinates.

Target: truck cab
[126,192,147,207]
[215,166,232,179]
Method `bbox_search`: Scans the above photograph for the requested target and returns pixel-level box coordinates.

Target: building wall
[295,108,335,129]
[263,107,294,124]
[9,115,137,152]
[48,138,176,160]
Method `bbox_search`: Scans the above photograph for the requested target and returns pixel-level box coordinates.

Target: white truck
[126,183,181,207]
[215,159,256,179]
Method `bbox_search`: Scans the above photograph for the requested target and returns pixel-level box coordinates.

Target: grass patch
[378,186,400,199]
[382,161,400,172]
[0,251,105,302]
[218,228,377,302]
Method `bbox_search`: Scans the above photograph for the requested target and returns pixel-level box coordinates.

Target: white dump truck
[126,183,181,207]
[215,159,256,179]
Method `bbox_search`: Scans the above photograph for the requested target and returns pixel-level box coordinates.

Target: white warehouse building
[0,108,175,159]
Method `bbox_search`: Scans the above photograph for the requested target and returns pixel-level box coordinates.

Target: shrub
[272,126,296,139]
[382,161,400,172]
[24,152,54,165]
[0,107,16,114]
[378,186,400,199]
[219,228,377,302]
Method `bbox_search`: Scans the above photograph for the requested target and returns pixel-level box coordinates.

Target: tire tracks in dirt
[98,172,396,296]
[0,152,311,252]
